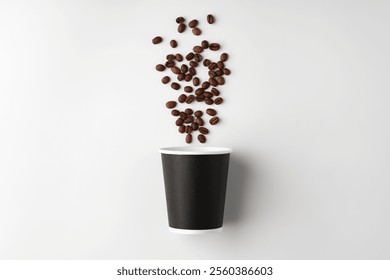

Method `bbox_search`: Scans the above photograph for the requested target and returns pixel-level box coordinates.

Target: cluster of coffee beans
[153,14,230,144]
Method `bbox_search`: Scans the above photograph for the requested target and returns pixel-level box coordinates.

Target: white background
[0,0,389,259]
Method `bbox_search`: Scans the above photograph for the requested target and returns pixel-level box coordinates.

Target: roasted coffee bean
[171,66,181,74]
[203,59,211,66]
[171,109,180,116]
[180,64,188,73]
[209,62,217,70]
[185,74,192,81]
[189,61,198,67]
[204,91,213,98]
[176,17,185,23]
[166,54,175,61]
[202,81,210,89]
[185,108,193,115]
[196,95,205,102]
[188,19,198,28]
[217,61,224,69]
[217,76,225,85]
[214,97,223,105]
[152,36,162,44]
[189,67,196,75]
[209,43,220,51]
[184,86,193,93]
[201,40,209,49]
[205,98,214,105]
[192,27,201,36]
[178,23,186,33]
[165,61,175,68]
[199,127,209,134]
[207,14,215,24]
[171,82,180,90]
[178,94,187,103]
[179,112,187,120]
[195,88,204,95]
[206,108,217,116]
[223,68,231,75]
[198,134,206,143]
[211,87,220,96]
[175,54,183,61]
[193,77,200,86]
[170,40,178,48]
[186,126,193,134]
[178,125,186,133]
[209,70,217,78]
[215,69,223,76]
[185,95,195,104]
[166,101,177,109]
[220,53,228,62]
[209,78,218,86]
[185,52,194,61]
[156,64,165,72]
[175,118,184,126]
[196,117,204,126]
[184,116,194,123]
[193,46,203,53]
[209,116,219,125]
[191,122,198,130]
[194,54,202,62]
[177,73,185,81]
[185,133,192,143]
[162,76,170,84]
[194,110,203,117]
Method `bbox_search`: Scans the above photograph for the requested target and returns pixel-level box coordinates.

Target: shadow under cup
[160,147,232,234]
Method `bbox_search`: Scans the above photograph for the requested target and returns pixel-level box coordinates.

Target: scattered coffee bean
[209,70,217,78]
[175,54,183,61]
[217,61,224,69]
[177,73,185,81]
[223,68,231,75]
[185,133,192,143]
[205,98,214,105]
[184,86,193,93]
[202,81,210,89]
[189,67,196,75]
[196,95,205,102]
[206,108,217,116]
[188,19,198,28]
[179,112,187,119]
[209,62,217,70]
[166,54,175,61]
[195,88,204,95]
[193,46,203,53]
[215,69,223,76]
[192,27,201,35]
[185,95,195,104]
[184,74,192,81]
[186,126,193,134]
[203,59,211,66]
[194,54,203,62]
[191,122,198,130]
[207,14,214,24]
[204,91,213,98]
[193,77,200,86]
[185,116,195,124]
[176,17,185,23]
[209,78,218,86]
[211,87,220,96]
[201,40,209,49]
[181,64,188,73]
[171,66,181,74]
[217,76,225,85]
[171,109,180,116]
[189,61,198,67]
[220,53,228,62]
[176,118,184,126]
[171,82,180,90]
[209,116,219,125]
[152,36,162,44]
[178,125,186,133]
[178,94,187,103]
[156,64,165,71]
[214,97,223,105]
[196,117,204,126]
[199,127,209,134]
[185,108,193,115]
[170,40,178,48]
[194,110,203,117]
[178,23,186,33]
[162,76,170,84]
[185,52,194,61]
[198,134,206,143]
[209,43,220,51]
[166,101,177,109]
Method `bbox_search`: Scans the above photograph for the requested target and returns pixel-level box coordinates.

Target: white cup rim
[159,146,233,155]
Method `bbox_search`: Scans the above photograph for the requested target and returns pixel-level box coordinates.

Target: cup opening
[159,146,232,155]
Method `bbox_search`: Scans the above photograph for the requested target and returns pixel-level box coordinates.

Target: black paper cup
[160,147,232,234]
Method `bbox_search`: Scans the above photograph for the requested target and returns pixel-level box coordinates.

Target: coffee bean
[179,112,187,120]
[162,76,170,84]
[202,81,210,89]
[166,101,177,109]
[178,94,187,103]
[189,67,196,75]
[152,36,162,44]
[203,59,211,66]
[209,43,220,51]
[196,95,205,102]
[180,64,188,73]
[191,122,198,130]
[206,108,217,116]
[170,40,178,48]
[185,108,193,115]
[207,14,214,24]
[188,19,198,28]
[193,77,200,86]
[194,110,203,117]
[215,69,223,76]
[204,91,213,98]
[184,116,194,123]
[209,70,217,78]
[196,117,204,126]
[175,54,183,61]
[184,86,193,93]
[166,54,175,61]
[209,78,218,86]
[209,62,217,70]
[198,134,206,143]
[177,73,185,81]
[199,127,209,134]
[171,66,181,74]
[201,40,209,49]
[171,82,180,90]
[176,118,184,126]
[214,97,223,105]
[184,74,192,81]
[192,27,201,36]
[194,54,203,62]
[209,116,219,125]
[189,61,198,67]
[195,88,204,95]
[205,98,214,105]
[220,53,228,62]
[178,125,186,133]
[185,52,194,61]
[185,133,192,143]
[211,87,220,96]
[193,46,203,53]
[217,76,225,85]
[186,126,193,134]
[171,109,180,116]
[165,61,175,68]
[176,17,185,23]
[178,23,186,33]
[223,68,231,75]
[185,95,195,104]
[156,64,165,71]
[217,61,224,69]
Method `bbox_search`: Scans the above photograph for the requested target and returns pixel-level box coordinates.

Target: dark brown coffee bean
[198,134,206,143]
[223,68,231,75]
[185,108,193,115]
[166,101,177,109]
[207,14,214,24]
[214,97,223,105]
[193,77,200,86]
[209,70,217,78]
[193,46,203,53]
[171,66,181,74]
[156,64,165,71]
[220,53,228,62]
[215,69,223,76]
[184,74,192,81]
[185,52,194,61]
[199,127,209,134]
[171,82,180,90]
[196,95,205,102]
[171,109,180,116]
[178,94,187,103]
[206,108,217,116]
[194,54,202,62]
[178,23,186,33]
[152,36,162,44]
[209,78,218,86]
[176,17,185,23]
[189,61,198,67]
[162,76,170,84]
[184,116,194,123]
[205,98,214,105]
[217,61,225,69]
[175,54,183,62]
[201,40,209,49]
[165,61,175,68]
[178,125,186,133]
[209,43,220,51]
[185,95,195,104]
[194,110,203,117]
[191,122,198,130]
[180,64,188,73]
[211,87,220,96]
[195,88,204,95]
[177,73,185,81]
[176,118,184,126]
[204,91,213,98]
[203,59,211,66]
[209,116,219,125]
[186,126,193,134]
[189,67,196,75]
[185,133,192,143]
[209,62,217,70]
[179,112,187,120]
[196,117,204,126]
[217,76,225,85]
[202,81,210,89]
[184,86,193,93]
[192,27,201,36]
[170,40,178,48]
[166,54,175,61]
[188,19,198,28]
